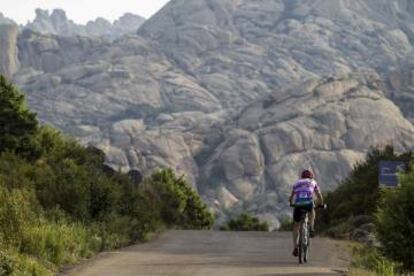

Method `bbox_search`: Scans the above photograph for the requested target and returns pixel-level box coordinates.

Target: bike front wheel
[298,223,310,264]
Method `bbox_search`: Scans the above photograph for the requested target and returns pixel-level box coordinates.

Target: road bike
[291,204,327,264]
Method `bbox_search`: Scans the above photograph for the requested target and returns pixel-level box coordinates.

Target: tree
[375,169,414,270]
[150,169,214,229]
[220,213,269,231]
[0,75,38,158]
[317,146,413,230]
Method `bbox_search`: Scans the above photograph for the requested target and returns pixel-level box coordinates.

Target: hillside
[1,0,414,226]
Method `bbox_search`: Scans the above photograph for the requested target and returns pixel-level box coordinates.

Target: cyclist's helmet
[301,169,314,179]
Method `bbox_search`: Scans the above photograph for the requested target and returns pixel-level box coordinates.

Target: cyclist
[289,169,324,257]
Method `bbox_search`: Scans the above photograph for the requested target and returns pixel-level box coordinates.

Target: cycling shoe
[292,247,299,257]
[310,229,315,238]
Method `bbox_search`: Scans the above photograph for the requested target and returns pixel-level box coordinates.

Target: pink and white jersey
[292,178,320,205]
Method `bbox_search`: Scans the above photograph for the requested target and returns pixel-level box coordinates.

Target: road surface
[62,231,351,276]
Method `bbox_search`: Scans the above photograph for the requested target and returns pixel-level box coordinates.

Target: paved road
[62,231,351,276]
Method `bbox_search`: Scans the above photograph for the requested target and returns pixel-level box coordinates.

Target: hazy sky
[1,0,170,24]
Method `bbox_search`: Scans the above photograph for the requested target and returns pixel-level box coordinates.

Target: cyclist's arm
[289,191,295,206]
[315,189,324,205]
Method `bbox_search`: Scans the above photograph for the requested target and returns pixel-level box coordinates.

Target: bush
[351,244,400,276]
[317,146,413,235]
[0,249,53,276]
[0,75,39,159]
[0,181,37,248]
[150,169,214,229]
[220,213,269,231]
[0,250,15,276]
[0,75,216,274]
[278,217,293,231]
[375,167,414,271]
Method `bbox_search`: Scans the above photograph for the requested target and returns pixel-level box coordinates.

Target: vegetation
[150,169,214,229]
[278,217,293,231]
[351,244,400,276]
[316,146,414,274]
[220,213,269,231]
[0,75,214,275]
[376,167,414,271]
[317,146,413,236]
[0,75,39,159]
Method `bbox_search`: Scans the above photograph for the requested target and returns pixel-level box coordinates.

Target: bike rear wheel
[303,243,309,263]
[303,225,310,263]
[298,222,310,264]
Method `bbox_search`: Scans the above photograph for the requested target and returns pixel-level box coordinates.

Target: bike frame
[292,203,326,264]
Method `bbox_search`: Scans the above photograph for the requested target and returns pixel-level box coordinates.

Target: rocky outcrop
[0,22,19,77]
[197,74,414,227]
[25,9,145,40]
[109,13,146,39]
[139,0,414,109]
[17,29,110,73]
[0,13,15,25]
[25,9,80,37]
[386,63,414,123]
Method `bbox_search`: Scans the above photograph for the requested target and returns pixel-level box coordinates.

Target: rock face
[17,29,110,73]
[0,22,19,77]
[2,0,414,227]
[386,63,414,123]
[24,9,145,40]
[0,13,15,25]
[139,0,414,109]
[199,74,414,225]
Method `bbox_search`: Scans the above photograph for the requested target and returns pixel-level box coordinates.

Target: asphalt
[62,230,351,276]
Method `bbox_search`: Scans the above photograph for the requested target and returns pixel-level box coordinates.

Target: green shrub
[352,244,400,276]
[317,146,413,235]
[0,75,216,274]
[221,213,269,231]
[0,250,15,276]
[278,217,293,231]
[0,249,53,276]
[21,220,96,266]
[375,167,414,271]
[312,145,414,273]
[0,75,39,159]
[151,169,214,229]
[0,181,37,248]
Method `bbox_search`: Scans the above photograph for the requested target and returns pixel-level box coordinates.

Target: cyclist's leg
[292,207,301,256]
[292,222,300,248]
[307,205,316,237]
[309,208,315,230]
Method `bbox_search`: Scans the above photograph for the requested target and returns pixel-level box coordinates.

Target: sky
[1,0,170,24]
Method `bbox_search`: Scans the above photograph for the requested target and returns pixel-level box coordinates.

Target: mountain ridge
[18,8,146,40]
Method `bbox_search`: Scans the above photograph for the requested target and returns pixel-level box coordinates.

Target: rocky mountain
[24,9,145,40]
[138,0,414,109]
[200,74,414,225]
[0,16,19,77]
[386,63,414,123]
[0,12,14,25]
[2,0,414,227]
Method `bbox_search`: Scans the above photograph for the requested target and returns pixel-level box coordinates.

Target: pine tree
[0,75,38,158]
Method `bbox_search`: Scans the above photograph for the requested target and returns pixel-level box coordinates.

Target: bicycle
[291,204,327,264]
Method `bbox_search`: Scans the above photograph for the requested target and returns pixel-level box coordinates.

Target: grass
[278,217,293,231]
[0,249,54,276]
[350,244,401,276]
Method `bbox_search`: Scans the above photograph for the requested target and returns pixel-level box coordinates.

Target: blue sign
[379,161,406,188]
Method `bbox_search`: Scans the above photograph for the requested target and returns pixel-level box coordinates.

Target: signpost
[128,169,143,185]
[379,161,406,188]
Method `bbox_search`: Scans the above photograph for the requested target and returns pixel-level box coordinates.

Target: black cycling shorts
[293,205,314,223]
